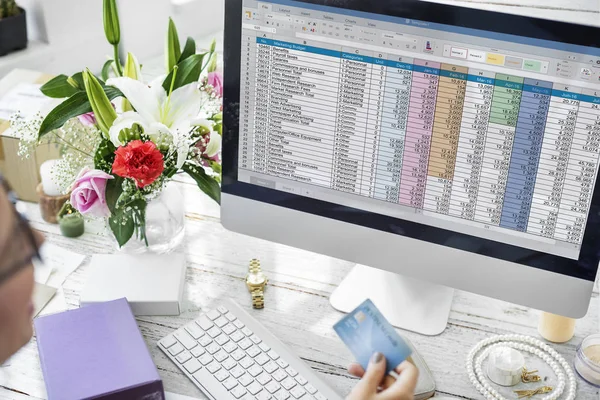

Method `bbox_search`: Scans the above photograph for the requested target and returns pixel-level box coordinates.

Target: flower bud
[83,69,117,137]
[123,53,141,81]
[103,0,121,45]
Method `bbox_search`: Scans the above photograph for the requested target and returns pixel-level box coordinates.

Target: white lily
[106,76,203,168]
[205,131,222,158]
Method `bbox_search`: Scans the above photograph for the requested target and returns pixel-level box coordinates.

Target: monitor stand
[330,264,454,336]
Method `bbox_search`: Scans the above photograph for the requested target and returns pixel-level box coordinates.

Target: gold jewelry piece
[521,367,542,383]
[246,259,267,309]
[515,386,553,399]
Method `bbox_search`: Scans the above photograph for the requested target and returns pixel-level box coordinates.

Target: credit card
[334,299,412,375]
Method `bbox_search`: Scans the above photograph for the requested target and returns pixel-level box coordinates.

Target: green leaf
[162,53,206,93]
[109,213,135,248]
[40,75,79,98]
[166,17,181,72]
[38,86,123,138]
[69,72,85,90]
[179,37,196,62]
[104,175,123,213]
[101,60,114,81]
[94,138,117,172]
[183,163,221,204]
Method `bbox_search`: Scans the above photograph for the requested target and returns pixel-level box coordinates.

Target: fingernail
[371,352,383,364]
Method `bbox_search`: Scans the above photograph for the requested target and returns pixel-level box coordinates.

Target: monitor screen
[228,0,600,278]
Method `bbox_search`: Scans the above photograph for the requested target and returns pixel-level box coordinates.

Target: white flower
[106,76,203,168]
[205,131,221,158]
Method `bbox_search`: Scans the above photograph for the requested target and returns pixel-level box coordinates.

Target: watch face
[247,272,266,285]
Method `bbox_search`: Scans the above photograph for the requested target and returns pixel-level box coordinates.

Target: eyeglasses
[0,176,42,285]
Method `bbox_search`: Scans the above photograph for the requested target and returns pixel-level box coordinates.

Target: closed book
[34,298,164,400]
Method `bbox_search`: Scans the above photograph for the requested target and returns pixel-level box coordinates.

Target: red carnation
[112,140,165,188]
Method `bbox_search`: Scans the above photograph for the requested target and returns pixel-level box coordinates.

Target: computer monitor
[221,0,600,335]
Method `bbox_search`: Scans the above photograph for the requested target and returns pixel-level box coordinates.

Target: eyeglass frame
[0,176,42,285]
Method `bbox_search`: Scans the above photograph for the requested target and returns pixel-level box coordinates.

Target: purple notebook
[34,298,164,400]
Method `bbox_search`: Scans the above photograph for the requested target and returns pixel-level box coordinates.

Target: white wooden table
[1,1,600,399]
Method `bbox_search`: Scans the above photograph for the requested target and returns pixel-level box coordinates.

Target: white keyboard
[158,299,342,400]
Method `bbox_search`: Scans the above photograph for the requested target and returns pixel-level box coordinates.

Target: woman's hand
[346,353,418,400]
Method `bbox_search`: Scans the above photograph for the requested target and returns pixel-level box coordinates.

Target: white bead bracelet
[466,334,577,400]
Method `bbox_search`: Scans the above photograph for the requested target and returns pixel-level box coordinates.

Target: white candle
[39,160,62,197]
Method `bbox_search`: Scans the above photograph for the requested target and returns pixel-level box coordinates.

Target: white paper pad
[165,392,201,400]
[33,243,86,289]
[0,83,55,123]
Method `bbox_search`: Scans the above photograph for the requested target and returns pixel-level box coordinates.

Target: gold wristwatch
[246,259,268,309]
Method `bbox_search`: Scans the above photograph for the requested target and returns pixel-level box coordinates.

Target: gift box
[0,69,61,202]
[34,298,165,400]
[80,253,187,316]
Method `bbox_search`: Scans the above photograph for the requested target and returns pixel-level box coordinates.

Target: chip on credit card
[334,299,412,375]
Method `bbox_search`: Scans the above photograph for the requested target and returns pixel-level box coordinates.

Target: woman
[0,176,417,399]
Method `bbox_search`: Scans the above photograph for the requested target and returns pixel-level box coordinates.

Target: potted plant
[0,0,27,56]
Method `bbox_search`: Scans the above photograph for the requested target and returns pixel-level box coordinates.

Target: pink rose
[207,72,223,97]
[70,168,114,218]
[78,112,97,127]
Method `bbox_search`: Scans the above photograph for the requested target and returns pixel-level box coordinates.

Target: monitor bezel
[222,0,600,281]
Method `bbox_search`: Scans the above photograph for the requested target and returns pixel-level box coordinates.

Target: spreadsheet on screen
[237,0,600,260]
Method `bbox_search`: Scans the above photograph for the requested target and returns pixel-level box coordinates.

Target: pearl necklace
[466,335,577,400]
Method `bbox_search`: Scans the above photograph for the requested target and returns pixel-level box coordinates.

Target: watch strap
[251,288,264,309]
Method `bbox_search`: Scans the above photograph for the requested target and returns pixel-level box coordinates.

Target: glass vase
[108,183,185,254]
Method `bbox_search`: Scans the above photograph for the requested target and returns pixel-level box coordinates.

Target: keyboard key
[214,369,229,382]
[183,358,202,374]
[223,342,238,353]
[207,310,221,320]
[198,336,212,347]
[175,351,192,364]
[191,346,205,358]
[255,353,270,366]
[230,365,245,378]
[221,357,237,371]
[185,323,205,340]
[264,361,278,374]
[217,305,229,314]
[159,335,177,349]
[277,359,289,369]
[248,382,263,395]
[314,393,327,400]
[241,394,255,400]
[248,364,263,377]
[175,330,197,350]
[215,316,229,328]
[197,316,214,331]
[233,320,245,329]
[208,327,222,338]
[247,345,261,358]
[305,384,317,395]
[266,381,281,394]
[268,350,280,360]
[275,390,291,400]
[250,334,262,344]
[231,386,247,399]
[296,375,308,386]
[239,373,254,387]
[225,312,237,321]
[286,367,298,377]
[199,354,213,365]
[206,342,220,354]
[257,372,273,385]
[215,334,230,346]
[215,349,229,362]
[282,377,297,390]
[242,327,253,336]
[257,391,271,400]
[239,338,253,350]
[273,368,287,382]
[168,343,184,356]
[232,349,246,361]
[222,323,236,335]
[239,356,254,369]
[206,361,222,374]
[259,342,271,352]
[230,330,245,342]
[223,376,239,390]
[290,386,306,399]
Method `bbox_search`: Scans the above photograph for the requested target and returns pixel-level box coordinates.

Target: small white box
[80,253,187,316]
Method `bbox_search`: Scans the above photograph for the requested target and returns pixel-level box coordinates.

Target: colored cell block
[486,53,505,65]
[523,59,542,72]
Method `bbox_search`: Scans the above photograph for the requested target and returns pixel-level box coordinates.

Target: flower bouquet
[13,0,222,251]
